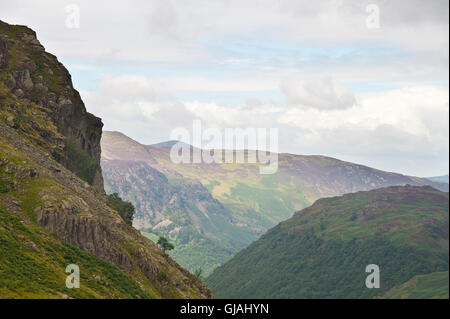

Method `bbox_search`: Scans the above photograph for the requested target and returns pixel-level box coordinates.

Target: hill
[427,175,449,184]
[101,131,447,276]
[206,185,449,298]
[0,20,210,298]
[382,271,449,299]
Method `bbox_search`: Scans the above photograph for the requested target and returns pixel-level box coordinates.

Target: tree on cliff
[106,193,135,226]
[157,237,174,253]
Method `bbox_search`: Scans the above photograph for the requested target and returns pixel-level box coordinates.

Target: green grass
[383,271,449,299]
[0,207,148,298]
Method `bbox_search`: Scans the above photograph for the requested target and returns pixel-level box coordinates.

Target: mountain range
[101,131,448,276]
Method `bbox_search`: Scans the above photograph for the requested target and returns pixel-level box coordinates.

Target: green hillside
[101,131,448,276]
[0,207,147,298]
[206,185,449,298]
[382,271,449,299]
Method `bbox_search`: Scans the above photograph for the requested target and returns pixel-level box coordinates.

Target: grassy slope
[0,207,148,298]
[382,271,449,299]
[206,186,449,298]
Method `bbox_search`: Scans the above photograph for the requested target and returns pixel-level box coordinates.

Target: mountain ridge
[0,20,210,298]
[101,130,447,276]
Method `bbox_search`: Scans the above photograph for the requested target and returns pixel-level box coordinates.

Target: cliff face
[0,21,103,191]
[0,20,211,298]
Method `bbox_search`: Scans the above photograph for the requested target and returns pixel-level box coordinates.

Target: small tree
[106,193,135,226]
[157,236,174,253]
[194,268,203,280]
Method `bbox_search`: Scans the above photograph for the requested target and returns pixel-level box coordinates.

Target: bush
[106,193,135,226]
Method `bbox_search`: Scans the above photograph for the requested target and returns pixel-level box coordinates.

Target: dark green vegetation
[0,207,147,298]
[206,185,449,298]
[157,236,174,252]
[65,139,99,186]
[106,192,135,226]
[101,131,448,276]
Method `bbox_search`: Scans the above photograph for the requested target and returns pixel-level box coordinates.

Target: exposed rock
[6,116,14,127]
[0,20,211,299]
[0,20,104,192]
[24,241,40,253]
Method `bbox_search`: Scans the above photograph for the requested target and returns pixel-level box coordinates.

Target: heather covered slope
[0,20,210,298]
[206,185,449,298]
[101,130,447,276]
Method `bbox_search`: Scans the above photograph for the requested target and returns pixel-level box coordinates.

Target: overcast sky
[1,0,448,176]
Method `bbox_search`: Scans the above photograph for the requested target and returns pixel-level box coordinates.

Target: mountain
[206,185,449,298]
[0,20,210,298]
[101,131,448,276]
[427,175,449,184]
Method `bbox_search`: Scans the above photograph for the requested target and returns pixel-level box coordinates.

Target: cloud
[82,75,448,176]
[1,1,447,176]
[98,75,171,101]
[280,78,357,110]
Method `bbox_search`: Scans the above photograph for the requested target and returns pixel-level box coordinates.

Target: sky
[0,0,448,177]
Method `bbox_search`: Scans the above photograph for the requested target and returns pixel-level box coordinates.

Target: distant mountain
[0,20,210,298]
[101,132,448,276]
[150,140,194,149]
[206,185,449,298]
[426,175,449,184]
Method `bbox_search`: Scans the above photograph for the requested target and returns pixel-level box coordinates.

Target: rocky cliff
[0,20,211,298]
[0,20,103,191]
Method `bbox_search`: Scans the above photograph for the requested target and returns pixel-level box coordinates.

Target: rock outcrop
[0,20,211,298]
[0,20,103,191]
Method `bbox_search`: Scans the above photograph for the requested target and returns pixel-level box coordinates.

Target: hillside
[101,131,447,276]
[427,175,449,184]
[382,271,449,299]
[0,20,210,298]
[206,185,449,298]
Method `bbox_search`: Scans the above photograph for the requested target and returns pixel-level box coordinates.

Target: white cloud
[81,74,448,175]
[1,1,447,176]
[280,78,357,110]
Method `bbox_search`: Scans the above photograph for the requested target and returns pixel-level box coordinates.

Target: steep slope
[101,130,447,276]
[101,132,251,276]
[0,206,148,298]
[0,21,103,191]
[382,271,449,299]
[206,185,449,298]
[0,20,210,298]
